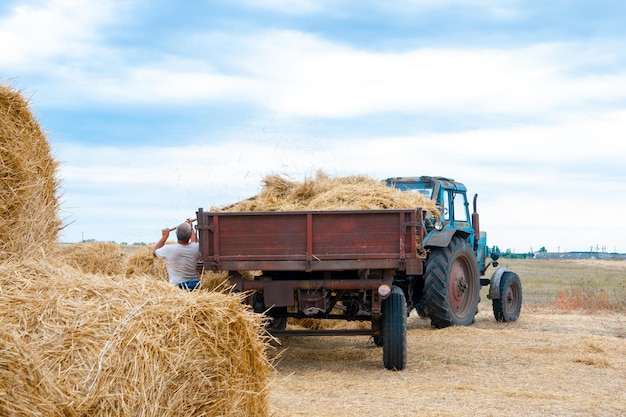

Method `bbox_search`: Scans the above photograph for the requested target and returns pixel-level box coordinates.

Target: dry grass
[498,258,626,312]
[267,259,626,416]
[125,244,169,281]
[53,241,128,275]
[268,314,626,417]
[0,85,61,261]
[554,288,614,311]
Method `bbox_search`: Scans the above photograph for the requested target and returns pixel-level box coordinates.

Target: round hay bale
[0,260,272,417]
[53,241,128,275]
[0,85,61,261]
[0,330,70,416]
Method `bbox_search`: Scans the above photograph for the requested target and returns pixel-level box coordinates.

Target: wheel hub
[450,260,468,311]
[505,286,517,313]
[456,276,467,296]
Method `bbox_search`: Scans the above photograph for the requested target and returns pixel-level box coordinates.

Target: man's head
[176,222,193,243]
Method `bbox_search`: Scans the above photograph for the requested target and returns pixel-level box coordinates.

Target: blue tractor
[386,176,522,328]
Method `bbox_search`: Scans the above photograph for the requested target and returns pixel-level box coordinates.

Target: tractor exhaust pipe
[472,194,480,251]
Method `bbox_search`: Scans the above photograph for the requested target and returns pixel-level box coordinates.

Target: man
[153,219,202,290]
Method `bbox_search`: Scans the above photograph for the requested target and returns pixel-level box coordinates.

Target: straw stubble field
[266,258,626,417]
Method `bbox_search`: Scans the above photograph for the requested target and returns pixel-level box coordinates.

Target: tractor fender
[487,266,509,300]
[424,229,470,248]
[423,229,456,248]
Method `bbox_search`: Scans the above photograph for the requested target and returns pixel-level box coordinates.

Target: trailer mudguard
[487,266,509,300]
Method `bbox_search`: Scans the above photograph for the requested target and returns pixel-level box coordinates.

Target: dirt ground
[266,305,626,416]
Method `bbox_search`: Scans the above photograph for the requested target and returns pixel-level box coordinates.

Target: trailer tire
[268,307,288,331]
[492,271,522,322]
[381,285,407,371]
[423,236,480,328]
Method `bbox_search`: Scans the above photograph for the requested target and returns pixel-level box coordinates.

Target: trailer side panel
[197,209,422,274]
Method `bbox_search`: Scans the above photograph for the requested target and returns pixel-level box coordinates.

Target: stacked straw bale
[219,170,439,215]
[53,241,128,275]
[0,260,272,417]
[0,85,61,261]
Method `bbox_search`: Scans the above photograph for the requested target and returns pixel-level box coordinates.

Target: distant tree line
[490,246,545,259]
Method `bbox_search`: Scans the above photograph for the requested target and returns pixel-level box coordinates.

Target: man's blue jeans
[177,280,200,291]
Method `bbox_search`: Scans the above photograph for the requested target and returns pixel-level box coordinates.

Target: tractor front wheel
[492,271,522,322]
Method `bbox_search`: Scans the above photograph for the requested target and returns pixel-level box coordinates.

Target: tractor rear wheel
[423,236,480,328]
[381,286,407,370]
[492,271,522,322]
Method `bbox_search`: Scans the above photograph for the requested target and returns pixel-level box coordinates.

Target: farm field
[8,81,622,416]
[266,259,626,417]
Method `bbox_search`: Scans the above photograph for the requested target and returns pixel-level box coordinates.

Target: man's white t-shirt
[154,242,201,286]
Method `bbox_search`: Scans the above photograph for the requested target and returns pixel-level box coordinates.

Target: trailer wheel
[253,293,288,331]
[381,285,407,371]
[268,307,288,331]
[423,236,480,328]
[492,271,522,322]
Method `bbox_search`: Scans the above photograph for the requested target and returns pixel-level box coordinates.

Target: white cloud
[0,0,121,71]
[232,0,523,19]
[76,66,254,104]
[54,108,626,252]
[382,0,523,19]
[36,30,626,122]
[232,0,324,15]
[4,2,623,123]
[240,36,626,117]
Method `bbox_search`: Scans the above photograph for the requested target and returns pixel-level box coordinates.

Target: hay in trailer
[219,170,440,215]
[53,241,128,275]
[0,259,273,417]
[0,85,61,261]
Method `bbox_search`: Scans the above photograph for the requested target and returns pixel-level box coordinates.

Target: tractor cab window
[403,183,434,200]
[442,190,450,220]
[452,192,469,222]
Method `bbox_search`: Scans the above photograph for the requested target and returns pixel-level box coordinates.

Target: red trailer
[196,208,425,370]
[195,177,522,371]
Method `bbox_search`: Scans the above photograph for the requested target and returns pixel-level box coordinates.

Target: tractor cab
[385,176,470,229]
[385,176,491,275]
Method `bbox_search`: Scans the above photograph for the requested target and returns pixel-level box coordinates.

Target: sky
[2,0,626,253]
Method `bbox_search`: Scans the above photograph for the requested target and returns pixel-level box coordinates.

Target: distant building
[534,251,624,260]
